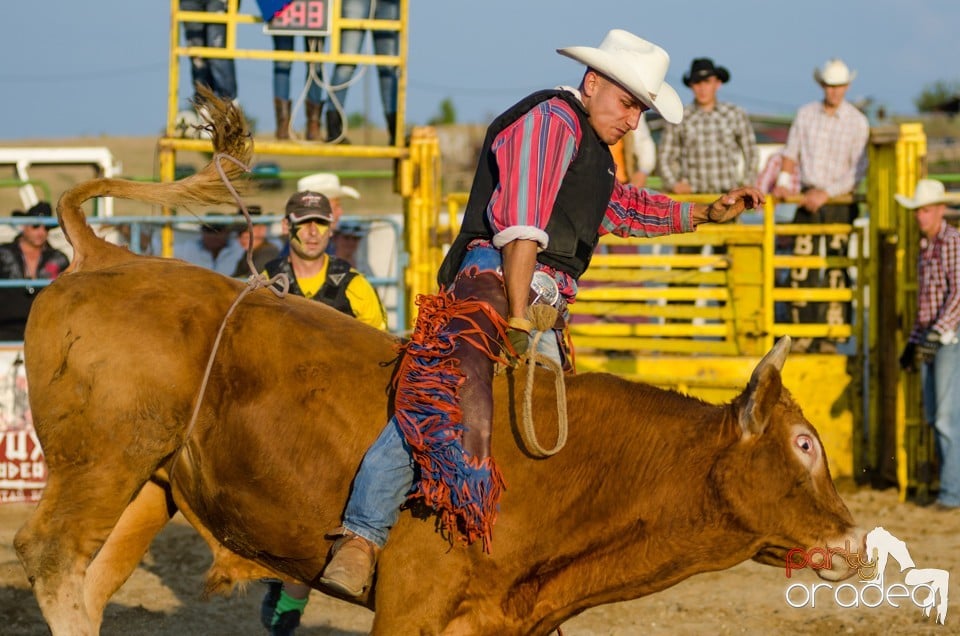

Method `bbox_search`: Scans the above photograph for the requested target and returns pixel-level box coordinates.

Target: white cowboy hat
[895,179,960,209]
[813,59,856,86]
[295,172,360,200]
[557,30,683,124]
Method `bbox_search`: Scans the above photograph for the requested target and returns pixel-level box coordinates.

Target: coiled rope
[518,304,569,458]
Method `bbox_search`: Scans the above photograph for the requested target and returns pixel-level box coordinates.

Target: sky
[1,0,959,140]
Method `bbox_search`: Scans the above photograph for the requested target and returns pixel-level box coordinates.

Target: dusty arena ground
[0,487,956,635]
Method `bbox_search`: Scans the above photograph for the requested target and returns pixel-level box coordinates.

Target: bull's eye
[795,434,814,453]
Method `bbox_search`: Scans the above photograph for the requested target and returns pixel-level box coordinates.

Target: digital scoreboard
[263,0,331,36]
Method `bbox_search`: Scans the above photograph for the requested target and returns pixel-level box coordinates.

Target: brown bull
[14,94,863,636]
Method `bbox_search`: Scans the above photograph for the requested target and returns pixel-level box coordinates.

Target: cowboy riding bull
[14,92,863,636]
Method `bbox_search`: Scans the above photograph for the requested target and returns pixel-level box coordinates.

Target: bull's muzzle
[814,527,868,582]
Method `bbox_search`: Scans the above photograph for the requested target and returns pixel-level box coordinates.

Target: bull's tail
[57,86,255,272]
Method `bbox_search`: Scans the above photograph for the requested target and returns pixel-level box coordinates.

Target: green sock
[272,590,309,625]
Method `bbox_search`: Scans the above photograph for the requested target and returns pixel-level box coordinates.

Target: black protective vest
[438,89,615,286]
[264,255,357,316]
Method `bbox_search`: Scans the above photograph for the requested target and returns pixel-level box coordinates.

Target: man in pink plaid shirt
[773,58,869,354]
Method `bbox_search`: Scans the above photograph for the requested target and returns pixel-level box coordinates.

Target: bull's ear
[738,337,790,437]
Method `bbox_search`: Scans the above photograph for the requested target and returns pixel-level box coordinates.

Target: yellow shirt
[267,258,388,331]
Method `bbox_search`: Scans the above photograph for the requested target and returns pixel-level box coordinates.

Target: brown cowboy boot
[319,529,380,597]
[274,98,291,140]
[385,111,397,145]
[325,109,349,144]
[305,101,322,141]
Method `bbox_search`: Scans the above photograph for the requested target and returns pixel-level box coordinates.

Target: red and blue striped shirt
[472,90,693,302]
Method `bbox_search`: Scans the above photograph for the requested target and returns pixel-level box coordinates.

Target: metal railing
[567,196,865,360]
[166,0,409,159]
[0,213,406,335]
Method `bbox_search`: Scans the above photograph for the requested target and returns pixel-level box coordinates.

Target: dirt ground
[1,487,956,636]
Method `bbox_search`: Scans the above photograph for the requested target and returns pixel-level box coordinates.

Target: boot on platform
[385,112,398,146]
[325,109,349,144]
[274,98,291,140]
[306,101,323,141]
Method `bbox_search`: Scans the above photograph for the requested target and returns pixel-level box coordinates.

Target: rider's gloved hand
[506,316,533,358]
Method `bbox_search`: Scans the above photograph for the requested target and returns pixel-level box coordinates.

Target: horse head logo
[864,526,949,625]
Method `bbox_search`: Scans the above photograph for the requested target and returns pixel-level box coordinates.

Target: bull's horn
[758,336,791,373]
[740,337,791,436]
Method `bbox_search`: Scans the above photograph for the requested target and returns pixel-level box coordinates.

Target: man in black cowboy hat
[659,57,758,196]
[0,202,69,341]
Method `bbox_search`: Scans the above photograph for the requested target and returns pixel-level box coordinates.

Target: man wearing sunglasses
[0,202,69,342]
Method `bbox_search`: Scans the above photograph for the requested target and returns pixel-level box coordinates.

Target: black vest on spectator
[264,255,357,316]
[437,89,615,287]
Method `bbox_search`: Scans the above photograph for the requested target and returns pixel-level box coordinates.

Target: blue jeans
[922,341,960,507]
[342,325,562,547]
[272,35,324,104]
[181,0,237,101]
[324,0,399,119]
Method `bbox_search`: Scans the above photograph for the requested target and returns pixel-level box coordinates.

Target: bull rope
[170,152,291,481]
[518,304,569,458]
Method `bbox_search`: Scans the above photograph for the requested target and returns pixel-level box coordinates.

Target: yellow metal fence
[165,0,409,158]
[569,203,864,360]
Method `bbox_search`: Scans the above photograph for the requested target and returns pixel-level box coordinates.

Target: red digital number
[273,6,291,26]
[307,0,326,29]
[287,1,307,27]
[270,0,326,32]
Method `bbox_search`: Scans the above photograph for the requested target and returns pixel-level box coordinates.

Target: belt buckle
[531,270,561,309]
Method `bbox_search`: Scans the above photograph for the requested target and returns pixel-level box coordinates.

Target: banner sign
[0,348,45,503]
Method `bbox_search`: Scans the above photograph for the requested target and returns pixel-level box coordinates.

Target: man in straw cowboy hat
[318,29,765,598]
[896,178,960,512]
[773,58,870,354]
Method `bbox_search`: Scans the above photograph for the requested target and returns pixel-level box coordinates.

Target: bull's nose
[817,527,867,582]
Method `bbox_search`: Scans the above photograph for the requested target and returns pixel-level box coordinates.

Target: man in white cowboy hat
[896,178,960,512]
[318,29,765,598]
[660,57,758,196]
[772,57,870,354]
[295,172,361,227]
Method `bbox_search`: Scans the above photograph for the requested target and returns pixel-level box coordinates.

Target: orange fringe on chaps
[392,288,514,551]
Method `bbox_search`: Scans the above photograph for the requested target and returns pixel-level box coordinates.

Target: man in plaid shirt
[773,58,869,353]
[659,57,758,196]
[896,179,960,511]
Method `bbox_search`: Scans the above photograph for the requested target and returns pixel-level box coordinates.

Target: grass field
[0,130,405,220]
